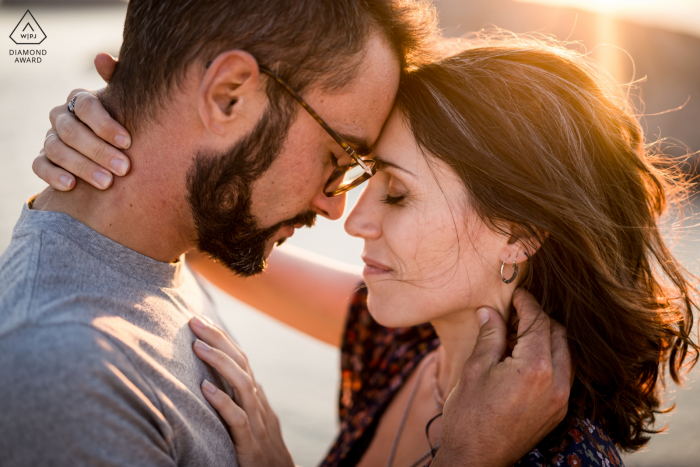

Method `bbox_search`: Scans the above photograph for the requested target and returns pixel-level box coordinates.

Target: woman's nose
[344,185,381,239]
[311,190,346,220]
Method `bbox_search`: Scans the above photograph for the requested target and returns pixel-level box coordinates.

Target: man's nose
[312,190,347,220]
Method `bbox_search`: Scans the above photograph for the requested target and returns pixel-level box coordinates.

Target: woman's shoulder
[515,417,624,467]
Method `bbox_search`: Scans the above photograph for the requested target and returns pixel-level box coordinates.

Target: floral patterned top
[320,287,624,467]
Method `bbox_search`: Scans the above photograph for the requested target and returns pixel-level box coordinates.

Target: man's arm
[187,245,361,347]
[0,324,176,466]
[433,289,572,467]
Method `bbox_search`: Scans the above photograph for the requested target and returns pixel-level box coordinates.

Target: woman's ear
[198,50,264,135]
[500,223,548,266]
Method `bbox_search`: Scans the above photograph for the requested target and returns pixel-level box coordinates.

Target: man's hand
[433,289,572,467]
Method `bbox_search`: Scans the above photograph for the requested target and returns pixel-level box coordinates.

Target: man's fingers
[550,319,574,395]
[94,53,118,83]
[33,152,75,191]
[54,112,130,177]
[69,89,131,150]
[466,307,508,371]
[511,288,551,359]
[43,135,114,190]
[549,321,572,423]
[200,380,257,448]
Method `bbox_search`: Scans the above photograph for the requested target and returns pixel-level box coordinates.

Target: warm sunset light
[517,0,700,37]
[1,1,699,466]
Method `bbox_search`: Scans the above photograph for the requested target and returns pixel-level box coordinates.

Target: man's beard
[186,105,316,277]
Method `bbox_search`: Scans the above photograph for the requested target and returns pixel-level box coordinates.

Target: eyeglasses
[258,66,377,197]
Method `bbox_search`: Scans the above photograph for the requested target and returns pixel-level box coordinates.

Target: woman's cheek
[367,286,431,328]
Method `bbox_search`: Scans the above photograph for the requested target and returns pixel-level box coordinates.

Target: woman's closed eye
[381,193,406,206]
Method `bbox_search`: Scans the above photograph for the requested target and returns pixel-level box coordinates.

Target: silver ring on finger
[44,133,58,145]
[67,91,92,117]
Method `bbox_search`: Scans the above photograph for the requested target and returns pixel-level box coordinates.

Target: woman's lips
[362,257,393,276]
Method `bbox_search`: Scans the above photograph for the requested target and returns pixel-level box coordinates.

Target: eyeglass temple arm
[258,66,373,176]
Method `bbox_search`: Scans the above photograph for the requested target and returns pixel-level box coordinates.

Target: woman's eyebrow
[372,156,415,176]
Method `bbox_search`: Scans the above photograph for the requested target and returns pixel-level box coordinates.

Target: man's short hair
[104,0,438,133]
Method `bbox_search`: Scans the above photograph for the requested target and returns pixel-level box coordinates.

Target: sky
[517,0,700,37]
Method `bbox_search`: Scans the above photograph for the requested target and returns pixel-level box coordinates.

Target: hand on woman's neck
[431,311,483,399]
[430,279,521,400]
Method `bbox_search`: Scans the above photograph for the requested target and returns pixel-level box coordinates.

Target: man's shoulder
[0,322,164,434]
[2,218,100,278]
[0,322,141,385]
[0,227,102,331]
[0,323,179,466]
[0,228,43,321]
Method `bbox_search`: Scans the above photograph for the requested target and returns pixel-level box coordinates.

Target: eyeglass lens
[324,160,375,196]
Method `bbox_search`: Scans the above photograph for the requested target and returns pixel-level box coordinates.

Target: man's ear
[198,50,264,135]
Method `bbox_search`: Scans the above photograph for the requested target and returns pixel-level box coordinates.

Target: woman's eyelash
[381,194,406,206]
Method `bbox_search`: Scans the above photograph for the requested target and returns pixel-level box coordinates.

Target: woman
[36,39,698,466]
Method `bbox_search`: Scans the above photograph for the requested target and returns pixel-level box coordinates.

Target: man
[4,0,570,465]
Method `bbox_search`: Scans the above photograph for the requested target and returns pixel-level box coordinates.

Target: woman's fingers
[188,315,295,467]
[41,131,115,190]
[94,53,118,83]
[192,339,264,429]
[33,152,75,191]
[40,88,132,189]
[52,112,130,179]
[67,89,131,150]
[254,384,280,431]
[189,316,254,380]
[193,330,294,467]
[200,380,258,449]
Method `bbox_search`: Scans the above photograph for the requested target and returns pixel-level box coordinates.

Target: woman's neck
[430,311,482,399]
[430,290,518,399]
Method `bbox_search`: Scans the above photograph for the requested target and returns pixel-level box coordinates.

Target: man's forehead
[338,132,372,156]
[318,85,395,154]
[312,30,400,154]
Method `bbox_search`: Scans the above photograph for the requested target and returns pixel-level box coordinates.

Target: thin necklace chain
[386,352,444,467]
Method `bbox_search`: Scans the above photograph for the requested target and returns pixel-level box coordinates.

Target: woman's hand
[33,53,132,191]
[189,316,295,467]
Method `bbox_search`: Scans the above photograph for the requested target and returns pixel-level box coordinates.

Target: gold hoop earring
[501,253,519,284]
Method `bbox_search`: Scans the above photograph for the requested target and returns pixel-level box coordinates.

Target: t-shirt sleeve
[0,324,177,467]
[515,418,625,467]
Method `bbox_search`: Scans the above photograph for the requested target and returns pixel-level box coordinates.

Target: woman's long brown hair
[396,38,699,451]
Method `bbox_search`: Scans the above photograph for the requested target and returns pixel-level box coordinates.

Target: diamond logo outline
[10,10,47,45]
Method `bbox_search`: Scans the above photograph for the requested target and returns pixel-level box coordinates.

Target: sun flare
[515,0,700,39]
[516,0,697,15]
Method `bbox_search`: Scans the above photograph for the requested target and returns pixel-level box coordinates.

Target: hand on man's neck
[33,117,200,264]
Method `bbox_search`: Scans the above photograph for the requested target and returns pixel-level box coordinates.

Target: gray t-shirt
[0,201,239,466]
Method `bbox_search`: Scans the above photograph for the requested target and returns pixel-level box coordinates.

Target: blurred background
[1,0,698,466]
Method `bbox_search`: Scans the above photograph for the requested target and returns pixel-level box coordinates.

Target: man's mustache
[279,210,317,229]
